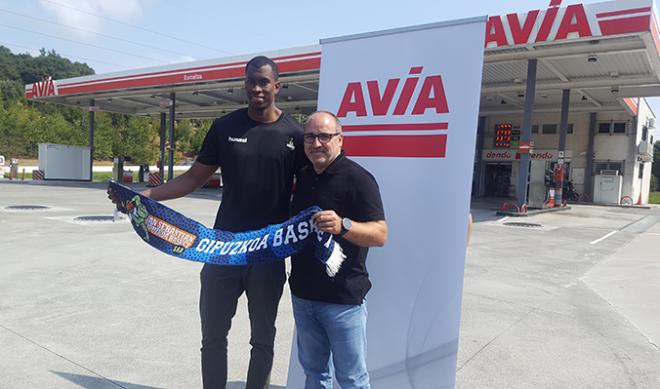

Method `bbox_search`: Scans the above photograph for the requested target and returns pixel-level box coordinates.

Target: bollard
[147,172,161,187]
[9,158,18,180]
[546,188,555,208]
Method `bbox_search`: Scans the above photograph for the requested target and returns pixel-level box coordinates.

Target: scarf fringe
[325,243,346,277]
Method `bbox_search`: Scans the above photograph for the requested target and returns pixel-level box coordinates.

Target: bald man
[289,111,387,389]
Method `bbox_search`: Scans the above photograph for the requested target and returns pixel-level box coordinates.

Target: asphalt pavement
[1,180,659,388]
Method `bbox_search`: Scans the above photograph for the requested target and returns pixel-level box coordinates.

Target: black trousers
[199,261,286,389]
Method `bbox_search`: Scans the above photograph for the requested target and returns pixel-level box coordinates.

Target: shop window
[613,122,626,134]
[639,163,644,179]
[598,122,628,134]
[595,161,624,175]
[532,125,539,134]
[542,124,557,134]
[553,124,574,134]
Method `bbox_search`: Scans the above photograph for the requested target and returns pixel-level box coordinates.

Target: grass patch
[650,192,660,204]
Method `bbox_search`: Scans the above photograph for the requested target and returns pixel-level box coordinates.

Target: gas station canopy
[25,0,660,118]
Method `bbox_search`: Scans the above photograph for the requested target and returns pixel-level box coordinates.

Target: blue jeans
[291,295,370,389]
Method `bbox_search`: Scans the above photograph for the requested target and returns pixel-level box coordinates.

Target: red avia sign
[485,0,652,48]
[30,77,57,98]
[336,66,449,158]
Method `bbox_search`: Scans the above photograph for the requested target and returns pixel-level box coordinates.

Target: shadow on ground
[51,371,165,389]
[51,372,286,389]
[0,180,222,201]
[228,382,285,389]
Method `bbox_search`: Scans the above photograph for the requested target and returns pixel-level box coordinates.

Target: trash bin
[112,157,124,182]
[138,164,150,183]
[122,170,133,183]
[9,158,19,180]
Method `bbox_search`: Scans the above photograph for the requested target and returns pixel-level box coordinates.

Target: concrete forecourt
[1,181,659,388]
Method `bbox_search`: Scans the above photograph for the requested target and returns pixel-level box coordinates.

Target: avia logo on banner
[485,0,652,48]
[31,77,58,98]
[337,66,448,117]
[336,66,449,158]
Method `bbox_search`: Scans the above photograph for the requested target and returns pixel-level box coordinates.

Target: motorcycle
[562,180,580,202]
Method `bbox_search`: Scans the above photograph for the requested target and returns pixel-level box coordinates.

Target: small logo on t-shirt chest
[286,137,295,150]
[228,136,247,143]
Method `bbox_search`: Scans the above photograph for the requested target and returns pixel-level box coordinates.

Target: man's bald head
[303,111,344,173]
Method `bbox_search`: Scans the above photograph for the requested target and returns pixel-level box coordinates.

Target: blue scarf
[109,182,345,276]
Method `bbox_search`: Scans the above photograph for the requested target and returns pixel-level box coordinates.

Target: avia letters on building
[485,0,652,48]
[31,77,57,98]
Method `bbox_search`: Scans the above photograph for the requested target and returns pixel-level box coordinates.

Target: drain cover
[503,222,542,228]
[5,205,50,210]
[74,215,117,223]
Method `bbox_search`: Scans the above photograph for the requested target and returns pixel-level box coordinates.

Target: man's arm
[467,213,473,244]
[142,162,218,201]
[312,210,387,248]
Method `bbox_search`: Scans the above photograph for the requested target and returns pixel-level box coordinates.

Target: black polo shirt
[196,108,304,231]
[290,152,385,305]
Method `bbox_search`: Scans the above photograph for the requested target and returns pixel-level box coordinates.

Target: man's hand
[107,186,120,207]
[313,210,387,247]
[312,210,342,235]
[107,185,151,213]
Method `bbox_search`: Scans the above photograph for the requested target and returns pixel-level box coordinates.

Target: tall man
[112,56,304,389]
[289,111,387,389]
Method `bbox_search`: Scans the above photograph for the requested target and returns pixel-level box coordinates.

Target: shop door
[485,163,512,197]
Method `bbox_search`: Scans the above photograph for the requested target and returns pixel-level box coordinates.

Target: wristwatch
[340,217,353,236]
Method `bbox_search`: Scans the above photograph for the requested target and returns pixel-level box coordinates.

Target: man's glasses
[303,132,341,144]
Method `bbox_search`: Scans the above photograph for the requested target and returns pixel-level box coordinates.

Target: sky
[2,0,659,112]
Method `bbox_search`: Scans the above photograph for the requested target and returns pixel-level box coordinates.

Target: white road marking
[497,216,509,223]
[590,230,617,245]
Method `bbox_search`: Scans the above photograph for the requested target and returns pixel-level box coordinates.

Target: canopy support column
[475,116,486,197]
[585,113,596,200]
[159,112,166,181]
[168,92,176,181]
[555,89,570,205]
[88,99,95,182]
[516,59,537,209]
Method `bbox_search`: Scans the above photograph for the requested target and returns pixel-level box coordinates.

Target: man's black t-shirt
[196,108,304,232]
[289,152,385,305]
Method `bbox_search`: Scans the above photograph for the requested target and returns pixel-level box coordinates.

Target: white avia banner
[287,17,486,389]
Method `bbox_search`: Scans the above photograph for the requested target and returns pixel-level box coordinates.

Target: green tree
[0,46,211,163]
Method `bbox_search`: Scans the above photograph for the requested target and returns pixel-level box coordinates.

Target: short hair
[307,111,342,132]
[245,56,279,80]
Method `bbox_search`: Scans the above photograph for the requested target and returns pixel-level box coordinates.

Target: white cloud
[173,56,196,63]
[39,0,143,37]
